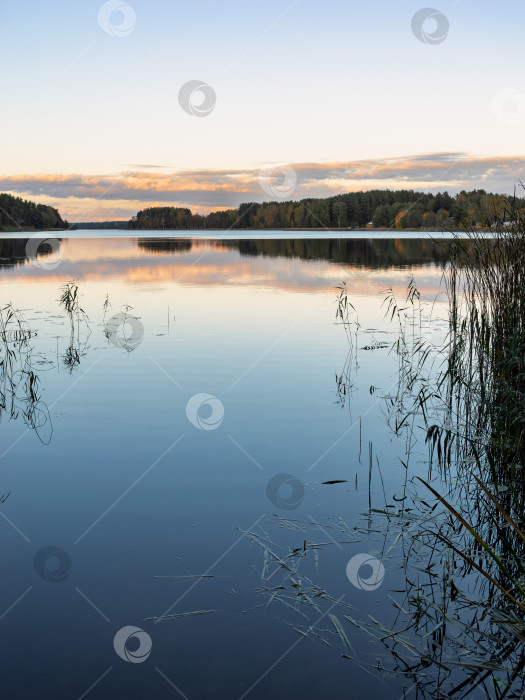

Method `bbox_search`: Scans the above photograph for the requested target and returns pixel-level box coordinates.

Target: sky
[1,0,524,221]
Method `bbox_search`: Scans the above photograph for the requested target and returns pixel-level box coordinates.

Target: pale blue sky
[1,0,524,218]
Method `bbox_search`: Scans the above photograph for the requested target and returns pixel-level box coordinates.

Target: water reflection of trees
[2,236,451,273]
[0,239,33,269]
[136,239,192,255]
[0,238,62,269]
[222,238,451,269]
[137,237,451,269]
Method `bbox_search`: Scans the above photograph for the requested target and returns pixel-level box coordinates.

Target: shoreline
[73,226,443,233]
[1,226,491,235]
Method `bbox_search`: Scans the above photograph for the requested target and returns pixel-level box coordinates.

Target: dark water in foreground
[0,235,452,699]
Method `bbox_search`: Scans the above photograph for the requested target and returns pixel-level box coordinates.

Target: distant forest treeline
[129,189,521,230]
[1,189,521,233]
[0,193,67,231]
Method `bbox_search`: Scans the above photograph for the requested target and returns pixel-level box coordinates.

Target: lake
[1,233,459,699]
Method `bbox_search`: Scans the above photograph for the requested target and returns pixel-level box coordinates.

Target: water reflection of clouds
[0,238,447,299]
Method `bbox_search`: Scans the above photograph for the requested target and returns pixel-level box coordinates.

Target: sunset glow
[1,0,524,220]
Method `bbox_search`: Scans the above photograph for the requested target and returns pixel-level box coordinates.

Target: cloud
[1,152,524,220]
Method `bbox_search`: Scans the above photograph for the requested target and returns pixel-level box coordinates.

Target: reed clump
[420,196,525,611]
[378,196,525,694]
[331,199,525,694]
[58,281,90,372]
[0,304,51,443]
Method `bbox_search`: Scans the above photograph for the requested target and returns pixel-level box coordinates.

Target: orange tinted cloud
[1,152,524,220]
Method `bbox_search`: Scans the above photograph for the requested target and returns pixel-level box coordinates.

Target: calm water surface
[0,234,453,699]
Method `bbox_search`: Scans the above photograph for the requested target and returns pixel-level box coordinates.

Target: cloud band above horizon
[1,152,524,222]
